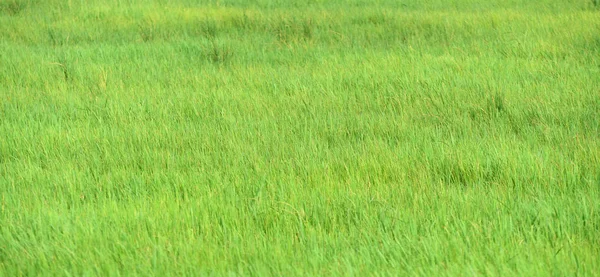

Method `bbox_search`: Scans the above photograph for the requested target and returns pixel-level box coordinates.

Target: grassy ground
[1,0,599,275]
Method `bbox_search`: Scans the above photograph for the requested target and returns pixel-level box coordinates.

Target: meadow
[1,0,599,275]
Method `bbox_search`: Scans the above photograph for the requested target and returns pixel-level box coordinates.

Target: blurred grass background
[1,0,599,275]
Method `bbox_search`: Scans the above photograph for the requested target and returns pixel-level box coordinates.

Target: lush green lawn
[1,0,599,275]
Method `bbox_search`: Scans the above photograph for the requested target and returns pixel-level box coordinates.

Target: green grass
[1,0,599,275]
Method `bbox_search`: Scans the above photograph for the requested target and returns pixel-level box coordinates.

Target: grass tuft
[0,0,28,16]
[207,41,232,64]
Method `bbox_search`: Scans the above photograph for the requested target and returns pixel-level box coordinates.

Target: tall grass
[1,0,599,275]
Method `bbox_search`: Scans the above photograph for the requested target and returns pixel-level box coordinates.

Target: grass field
[1,0,600,275]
